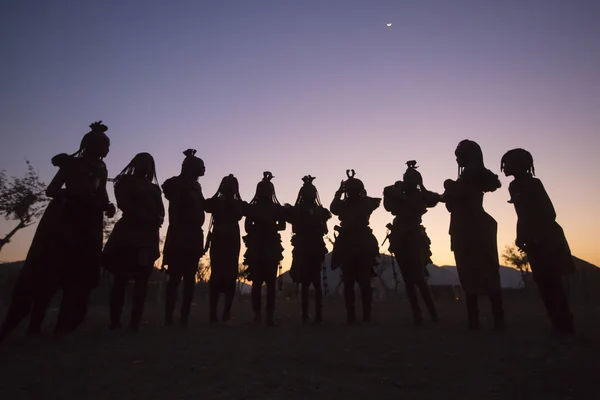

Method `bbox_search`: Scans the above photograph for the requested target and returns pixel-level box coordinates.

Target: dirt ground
[0,292,599,400]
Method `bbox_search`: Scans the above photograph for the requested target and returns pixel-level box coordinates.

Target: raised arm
[330,181,345,216]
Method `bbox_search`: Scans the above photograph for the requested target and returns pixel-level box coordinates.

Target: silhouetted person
[330,170,380,324]
[204,174,247,323]
[501,149,575,334]
[441,140,504,331]
[0,121,115,344]
[161,149,206,328]
[102,153,165,332]
[243,172,286,326]
[284,175,331,324]
[383,161,439,325]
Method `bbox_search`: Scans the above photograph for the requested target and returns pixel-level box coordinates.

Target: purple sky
[2,0,600,269]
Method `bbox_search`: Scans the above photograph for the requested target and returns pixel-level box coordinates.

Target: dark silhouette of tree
[237,263,249,281]
[0,162,48,253]
[196,258,211,283]
[502,244,531,288]
[102,210,121,243]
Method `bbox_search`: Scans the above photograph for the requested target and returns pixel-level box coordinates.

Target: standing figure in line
[284,175,331,324]
[102,153,165,331]
[501,149,575,334]
[161,149,206,328]
[0,121,115,343]
[383,160,440,325]
[204,174,247,323]
[243,172,286,326]
[442,140,505,331]
[330,170,381,324]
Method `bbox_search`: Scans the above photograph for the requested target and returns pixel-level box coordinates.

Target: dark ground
[0,291,599,399]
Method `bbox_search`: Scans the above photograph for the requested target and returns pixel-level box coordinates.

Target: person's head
[251,171,280,204]
[501,148,534,177]
[343,169,366,199]
[295,175,321,206]
[402,160,425,190]
[79,121,110,158]
[181,149,205,178]
[114,152,158,184]
[216,174,241,199]
[455,139,484,169]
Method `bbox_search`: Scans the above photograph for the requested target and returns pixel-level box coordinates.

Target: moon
[386,23,392,27]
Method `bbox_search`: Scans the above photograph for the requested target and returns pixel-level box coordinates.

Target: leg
[209,281,219,323]
[251,281,263,322]
[342,271,356,324]
[312,273,323,323]
[397,259,422,324]
[490,292,505,331]
[54,284,92,336]
[165,273,181,326]
[357,267,372,323]
[265,276,276,326]
[0,274,36,344]
[414,273,438,322]
[535,271,573,334]
[130,273,150,331]
[109,275,128,329]
[465,293,480,330]
[69,286,92,332]
[180,272,195,328]
[222,279,236,321]
[301,282,310,323]
[28,278,59,335]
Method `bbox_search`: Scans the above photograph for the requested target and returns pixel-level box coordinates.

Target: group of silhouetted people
[0,121,577,346]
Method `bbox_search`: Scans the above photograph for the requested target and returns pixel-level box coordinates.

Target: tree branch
[0,219,27,253]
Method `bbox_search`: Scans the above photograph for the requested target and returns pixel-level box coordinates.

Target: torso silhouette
[205,197,246,236]
[508,176,556,245]
[384,186,439,265]
[161,175,205,265]
[330,196,380,231]
[287,203,330,236]
[245,202,284,235]
[243,201,285,281]
[286,203,331,282]
[204,196,247,282]
[103,175,164,270]
[385,188,438,232]
[443,166,501,295]
[330,195,380,270]
[48,155,110,283]
[444,167,495,248]
[48,155,110,219]
[508,175,575,273]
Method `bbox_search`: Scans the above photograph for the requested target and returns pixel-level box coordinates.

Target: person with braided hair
[102,153,165,331]
[330,170,381,324]
[161,149,206,328]
[0,121,115,344]
[284,175,331,324]
[501,149,575,334]
[441,140,505,331]
[243,172,286,326]
[383,161,440,325]
[204,174,248,323]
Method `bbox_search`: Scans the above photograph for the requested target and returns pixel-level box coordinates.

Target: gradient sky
[1,0,599,270]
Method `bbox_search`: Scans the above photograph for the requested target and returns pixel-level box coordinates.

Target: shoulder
[366,196,381,208]
[318,206,331,218]
[161,176,181,197]
[51,153,75,169]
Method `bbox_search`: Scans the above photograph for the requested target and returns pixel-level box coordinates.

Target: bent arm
[45,168,66,198]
